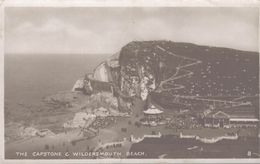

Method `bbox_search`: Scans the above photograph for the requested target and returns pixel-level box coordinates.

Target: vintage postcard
[1,0,260,163]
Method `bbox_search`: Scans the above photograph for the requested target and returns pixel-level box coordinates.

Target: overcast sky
[5,7,259,55]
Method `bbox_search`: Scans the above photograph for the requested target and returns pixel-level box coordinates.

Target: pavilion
[142,105,164,126]
[144,105,164,115]
[204,105,259,128]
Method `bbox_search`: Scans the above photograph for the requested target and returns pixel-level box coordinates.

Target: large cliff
[86,40,259,111]
[117,40,259,109]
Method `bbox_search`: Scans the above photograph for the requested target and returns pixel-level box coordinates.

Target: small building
[204,105,259,128]
[141,105,164,126]
[204,111,230,128]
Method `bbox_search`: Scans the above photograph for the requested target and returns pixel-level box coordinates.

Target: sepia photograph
[1,1,260,163]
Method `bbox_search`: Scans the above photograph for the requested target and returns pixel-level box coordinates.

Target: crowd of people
[166,115,201,129]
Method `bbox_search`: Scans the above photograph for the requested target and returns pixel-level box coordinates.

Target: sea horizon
[4,54,110,105]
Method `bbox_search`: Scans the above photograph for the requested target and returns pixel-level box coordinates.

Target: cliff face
[118,41,181,100]
[86,40,258,111]
[116,40,259,109]
[119,42,158,100]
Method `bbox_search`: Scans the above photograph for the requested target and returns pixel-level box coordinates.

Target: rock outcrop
[80,40,259,112]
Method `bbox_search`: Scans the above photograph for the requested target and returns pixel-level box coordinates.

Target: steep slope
[117,40,259,105]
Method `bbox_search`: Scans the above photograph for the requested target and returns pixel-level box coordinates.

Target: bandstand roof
[143,105,164,115]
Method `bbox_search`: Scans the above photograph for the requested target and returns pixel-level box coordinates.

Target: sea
[4,54,108,105]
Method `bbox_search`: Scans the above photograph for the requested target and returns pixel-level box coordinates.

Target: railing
[94,138,127,151]
[179,132,238,143]
[130,132,162,143]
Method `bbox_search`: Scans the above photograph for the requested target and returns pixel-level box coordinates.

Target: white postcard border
[0,0,259,163]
